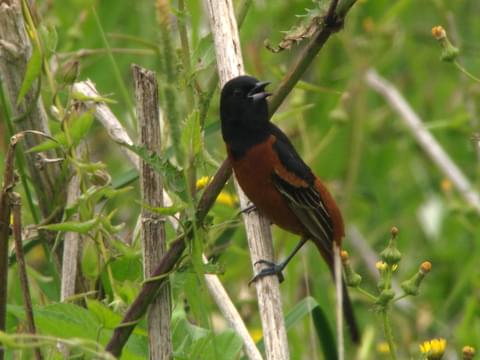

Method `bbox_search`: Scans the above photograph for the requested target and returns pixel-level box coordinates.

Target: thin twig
[61,145,84,302]
[0,135,19,360]
[133,64,172,359]
[334,244,344,360]
[203,254,263,360]
[11,192,42,360]
[365,69,480,213]
[268,0,358,114]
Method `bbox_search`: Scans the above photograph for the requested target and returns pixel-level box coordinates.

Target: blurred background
[1,0,479,359]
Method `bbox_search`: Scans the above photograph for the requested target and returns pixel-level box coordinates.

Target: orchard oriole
[220,75,360,343]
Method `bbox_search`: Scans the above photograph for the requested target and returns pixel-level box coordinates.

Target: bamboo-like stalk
[11,192,42,360]
[132,64,172,360]
[204,1,290,359]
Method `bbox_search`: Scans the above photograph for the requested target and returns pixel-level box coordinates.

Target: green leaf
[71,91,117,104]
[7,303,147,359]
[17,44,42,105]
[40,217,99,234]
[142,203,185,216]
[172,317,242,359]
[69,110,94,145]
[38,24,58,54]
[191,34,216,73]
[28,135,63,153]
[8,303,100,340]
[28,110,95,152]
[126,144,188,201]
[181,110,203,158]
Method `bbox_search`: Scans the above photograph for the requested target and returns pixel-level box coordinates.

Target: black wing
[269,124,334,256]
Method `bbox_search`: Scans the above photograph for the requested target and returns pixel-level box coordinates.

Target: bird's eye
[233,89,243,97]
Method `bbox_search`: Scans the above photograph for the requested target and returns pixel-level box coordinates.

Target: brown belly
[229,137,306,236]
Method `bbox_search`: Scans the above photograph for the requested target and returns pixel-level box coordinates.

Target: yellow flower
[197,176,238,207]
[419,338,446,360]
[249,328,263,343]
[376,341,390,354]
[440,178,452,192]
[376,261,388,272]
[196,176,211,189]
[216,191,238,207]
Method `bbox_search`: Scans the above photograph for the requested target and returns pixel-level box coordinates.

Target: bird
[220,75,360,343]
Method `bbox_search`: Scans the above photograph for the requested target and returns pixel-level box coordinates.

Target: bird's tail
[312,240,361,344]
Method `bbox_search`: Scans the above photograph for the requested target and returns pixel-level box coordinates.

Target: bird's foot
[248,259,285,285]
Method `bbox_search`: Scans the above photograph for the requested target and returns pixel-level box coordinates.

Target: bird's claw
[248,260,285,286]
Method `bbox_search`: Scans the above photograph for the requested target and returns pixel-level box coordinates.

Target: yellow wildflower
[249,328,263,343]
[216,191,238,207]
[376,341,390,354]
[376,261,388,272]
[196,176,211,189]
[419,338,446,360]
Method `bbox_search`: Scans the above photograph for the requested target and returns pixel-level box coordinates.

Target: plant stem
[381,309,397,360]
[356,287,378,302]
[0,80,40,224]
[11,193,42,360]
[454,61,480,83]
[0,136,19,360]
[157,0,184,164]
[178,0,195,110]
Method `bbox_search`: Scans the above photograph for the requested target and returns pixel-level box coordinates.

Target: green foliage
[1,0,480,359]
[16,44,42,105]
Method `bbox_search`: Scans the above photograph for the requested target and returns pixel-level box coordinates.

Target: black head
[220,75,271,147]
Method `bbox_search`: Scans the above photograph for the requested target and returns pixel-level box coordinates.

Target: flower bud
[401,261,432,296]
[380,228,402,265]
[462,346,475,360]
[341,251,362,287]
[431,25,459,62]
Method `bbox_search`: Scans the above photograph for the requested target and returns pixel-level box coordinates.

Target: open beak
[248,81,272,102]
